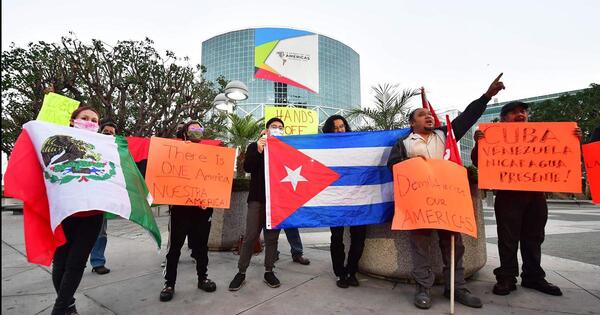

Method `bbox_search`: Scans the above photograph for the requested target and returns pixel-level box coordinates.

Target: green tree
[1,34,227,155]
[529,83,600,141]
[348,84,419,130]
[226,114,264,177]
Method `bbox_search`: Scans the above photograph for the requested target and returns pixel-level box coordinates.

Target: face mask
[269,128,284,137]
[187,127,204,142]
[73,119,99,133]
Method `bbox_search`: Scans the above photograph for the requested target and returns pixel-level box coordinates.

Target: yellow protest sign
[36,93,81,126]
[264,106,318,135]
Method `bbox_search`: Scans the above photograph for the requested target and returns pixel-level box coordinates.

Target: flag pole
[450,233,455,315]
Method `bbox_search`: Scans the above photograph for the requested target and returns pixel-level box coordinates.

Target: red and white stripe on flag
[443,115,463,166]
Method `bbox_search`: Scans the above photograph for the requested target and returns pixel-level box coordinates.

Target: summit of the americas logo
[276,51,311,66]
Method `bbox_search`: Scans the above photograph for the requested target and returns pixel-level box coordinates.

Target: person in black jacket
[228,117,286,291]
[159,120,217,302]
[322,115,367,288]
[387,73,505,310]
[471,101,582,297]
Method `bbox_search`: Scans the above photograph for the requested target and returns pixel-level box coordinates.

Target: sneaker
[444,288,483,308]
[228,273,246,291]
[493,278,517,295]
[292,255,310,265]
[66,304,79,315]
[91,266,110,275]
[159,285,174,302]
[198,278,217,292]
[347,274,359,287]
[414,284,432,309]
[336,275,349,289]
[264,271,281,288]
[522,279,562,296]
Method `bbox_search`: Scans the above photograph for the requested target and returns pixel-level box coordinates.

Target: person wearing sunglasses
[160,120,218,302]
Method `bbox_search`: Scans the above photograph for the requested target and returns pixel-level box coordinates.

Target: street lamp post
[213,80,249,114]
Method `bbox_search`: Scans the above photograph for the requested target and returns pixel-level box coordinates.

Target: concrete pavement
[2,203,600,315]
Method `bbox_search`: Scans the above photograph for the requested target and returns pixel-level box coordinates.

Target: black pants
[52,214,103,314]
[330,225,366,277]
[164,206,213,287]
[494,190,548,282]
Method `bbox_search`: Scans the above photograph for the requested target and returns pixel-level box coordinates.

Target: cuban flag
[265,128,411,229]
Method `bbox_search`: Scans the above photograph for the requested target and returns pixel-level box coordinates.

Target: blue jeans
[284,228,304,257]
[89,218,107,268]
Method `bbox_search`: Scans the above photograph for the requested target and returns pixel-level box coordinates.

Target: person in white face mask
[229,117,302,291]
[50,105,105,315]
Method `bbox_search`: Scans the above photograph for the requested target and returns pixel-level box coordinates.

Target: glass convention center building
[201,28,361,124]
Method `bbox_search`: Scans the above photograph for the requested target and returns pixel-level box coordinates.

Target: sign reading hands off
[264,106,318,135]
[144,137,236,208]
[477,122,581,193]
[391,158,477,238]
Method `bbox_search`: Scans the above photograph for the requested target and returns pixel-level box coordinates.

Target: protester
[51,105,105,315]
[320,115,367,288]
[228,117,287,291]
[160,120,218,302]
[88,119,117,276]
[471,101,582,297]
[387,74,506,309]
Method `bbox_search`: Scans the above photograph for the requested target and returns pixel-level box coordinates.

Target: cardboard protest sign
[391,158,477,238]
[477,122,581,193]
[264,106,318,135]
[36,93,81,126]
[144,137,236,208]
[583,142,600,204]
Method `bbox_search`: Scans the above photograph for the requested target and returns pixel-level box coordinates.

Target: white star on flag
[280,165,308,191]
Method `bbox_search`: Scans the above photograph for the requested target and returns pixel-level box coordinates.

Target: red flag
[443,115,463,166]
[421,87,441,128]
[126,137,224,163]
[4,131,66,266]
[126,136,151,162]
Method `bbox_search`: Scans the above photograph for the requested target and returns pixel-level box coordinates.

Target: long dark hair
[322,115,351,133]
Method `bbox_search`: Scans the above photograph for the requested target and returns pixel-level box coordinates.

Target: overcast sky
[2,0,599,112]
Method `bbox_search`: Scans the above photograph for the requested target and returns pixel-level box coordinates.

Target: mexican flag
[4,121,161,266]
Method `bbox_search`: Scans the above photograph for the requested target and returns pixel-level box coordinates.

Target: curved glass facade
[201,28,360,123]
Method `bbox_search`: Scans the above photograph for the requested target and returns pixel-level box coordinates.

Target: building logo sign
[276,51,311,66]
[255,28,319,94]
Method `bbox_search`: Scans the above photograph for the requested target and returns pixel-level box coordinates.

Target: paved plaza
[2,201,599,314]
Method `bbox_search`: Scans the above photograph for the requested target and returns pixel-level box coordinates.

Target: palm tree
[226,114,264,177]
[348,84,419,130]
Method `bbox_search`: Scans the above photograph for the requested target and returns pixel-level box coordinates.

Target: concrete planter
[208,190,248,251]
[355,182,486,282]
